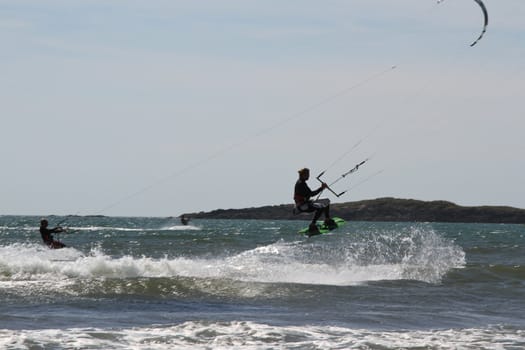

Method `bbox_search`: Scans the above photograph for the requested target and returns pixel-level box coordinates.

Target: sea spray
[1,217,524,348]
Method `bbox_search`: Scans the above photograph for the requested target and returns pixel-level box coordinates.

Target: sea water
[0,216,524,349]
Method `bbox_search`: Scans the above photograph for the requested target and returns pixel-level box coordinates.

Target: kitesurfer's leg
[51,240,66,249]
[292,208,319,232]
[307,202,322,232]
[324,215,336,229]
[324,205,330,220]
[313,199,336,229]
[310,209,323,227]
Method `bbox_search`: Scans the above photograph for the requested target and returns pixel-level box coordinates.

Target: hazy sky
[1,0,524,216]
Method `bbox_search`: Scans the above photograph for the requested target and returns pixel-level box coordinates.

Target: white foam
[0,322,523,350]
[0,225,465,289]
[160,224,201,231]
[0,225,202,232]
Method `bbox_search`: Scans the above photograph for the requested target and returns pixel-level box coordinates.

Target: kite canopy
[470,0,489,46]
[438,0,488,46]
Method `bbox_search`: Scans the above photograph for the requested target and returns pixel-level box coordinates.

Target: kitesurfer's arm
[295,181,327,201]
[310,183,328,197]
[39,226,60,243]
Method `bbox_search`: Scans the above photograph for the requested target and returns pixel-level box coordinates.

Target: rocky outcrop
[186,198,525,224]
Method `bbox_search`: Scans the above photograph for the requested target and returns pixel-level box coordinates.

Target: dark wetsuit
[40,226,66,249]
[294,179,330,223]
[294,179,323,209]
[180,216,190,225]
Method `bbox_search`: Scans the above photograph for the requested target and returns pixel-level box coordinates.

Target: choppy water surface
[1,216,524,349]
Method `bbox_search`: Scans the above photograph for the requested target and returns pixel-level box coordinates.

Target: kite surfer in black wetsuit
[294,168,336,233]
[39,219,66,249]
[180,215,190,225]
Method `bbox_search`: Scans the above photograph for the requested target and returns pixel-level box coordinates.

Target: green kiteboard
[298,217,345,237]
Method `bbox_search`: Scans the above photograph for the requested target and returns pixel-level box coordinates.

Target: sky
[1,0,524,217]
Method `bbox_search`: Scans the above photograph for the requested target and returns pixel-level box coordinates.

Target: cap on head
[40,219,48,225]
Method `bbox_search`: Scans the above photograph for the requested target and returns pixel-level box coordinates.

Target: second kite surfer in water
[39,219,66,249]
